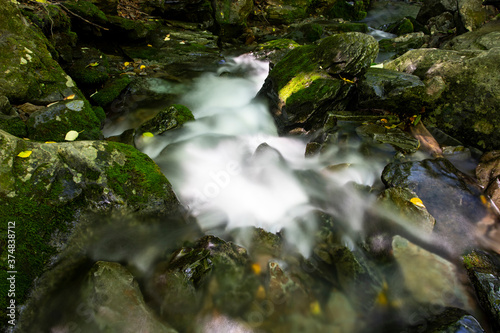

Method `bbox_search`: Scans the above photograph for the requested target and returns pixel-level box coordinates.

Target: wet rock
[357,68,429,115]
[378,187,436,234]
[0,114,27,138]
[151,0,214,28]
[136,104,194,137]
[462,250,500,331]
[392,236,472,309]
[148,235,260,331]
[408,307,486,333]
[355,124,420,154]
[476,150,500,209]
[257,33,378,135]
[382,158,494,255]
[385,48,500,150]
[77,261,177,333]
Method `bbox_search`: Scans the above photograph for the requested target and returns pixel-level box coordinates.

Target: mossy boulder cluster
[257,32,378,134]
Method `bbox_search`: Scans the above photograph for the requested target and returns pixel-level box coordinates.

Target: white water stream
[136,55,386,256]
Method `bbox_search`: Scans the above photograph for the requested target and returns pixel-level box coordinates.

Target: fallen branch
[409,121,443,157]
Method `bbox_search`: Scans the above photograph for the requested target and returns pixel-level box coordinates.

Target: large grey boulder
[385,47,500,150]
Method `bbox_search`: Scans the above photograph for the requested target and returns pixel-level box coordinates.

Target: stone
[385,48,500,150]
[462,250,500,332]
[256,33,378,135]
[137,104,194,136]
[355,124,421,154]
[357,67,429,115]
[78,261,178,332]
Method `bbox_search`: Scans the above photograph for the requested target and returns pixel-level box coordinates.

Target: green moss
[259,39,300,51]
[68,52,110,86]
[0,156,83,323]
[64,0,108,24]
[104,142,175,205]
[27,99,103,142]
[171,104,195,124]
[286,77,342,106]
[269,45,318,93]
[91,76,131,106]
[0,115,28,138]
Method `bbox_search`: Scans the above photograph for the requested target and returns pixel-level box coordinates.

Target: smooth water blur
[142,55,388,257]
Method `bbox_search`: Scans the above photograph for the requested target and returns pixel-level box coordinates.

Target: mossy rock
[63,0,108,26]
[0,129,180,323]
[107,15,159,40]
[385,47,500,150]
[0,1,82,104]
[137,104,194,136]
[26,98,103,141]
[0,114,28,138]
[257,32,377,134]
[91,75,132,106]
[66,47,110,87]
[326,0,369,21]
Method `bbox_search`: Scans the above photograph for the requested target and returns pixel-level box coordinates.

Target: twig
[56,2,109,31]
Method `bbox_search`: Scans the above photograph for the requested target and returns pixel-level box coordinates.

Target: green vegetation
[91,76,132,106]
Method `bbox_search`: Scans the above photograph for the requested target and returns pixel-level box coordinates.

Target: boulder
[264,0,311,25]
[385,48,500,150]
[462,250,500,332]
[213,0,253,40]
[77,261,178,332]
[378,32,429,57]
[357,67,429,115]
[257,32,378,135]
[0,129,181,320]
[442,19,500,51]
[416,0,497,32]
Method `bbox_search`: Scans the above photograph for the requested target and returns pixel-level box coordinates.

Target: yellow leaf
[124,62,130,66]
[23,138,30,141]
[64,94,76,100]
[410,197,425,208]
[256,285,266,299]
[140,65,146,70]
[340,75,355,84]
[142,132,154,137]
[45,141,56,144]
[147,44,153,47]
[65,130,79,141]
[251,263,261,275]
[86,62,99,67]
[310,301,321,315]
[17,151,32,158]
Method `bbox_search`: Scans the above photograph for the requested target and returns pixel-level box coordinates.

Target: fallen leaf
[45,141,56,144]
[410,197,425,208]
[310,301,321,315]
[86,62,99,68]
[124,61,130,66]
[65,130,79,141]
[17,151,32,158]
[147,44,153,47]
[251,263,261,275]
[140,65,146,70]
[64,94,76,100]
[142,132,154,137]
